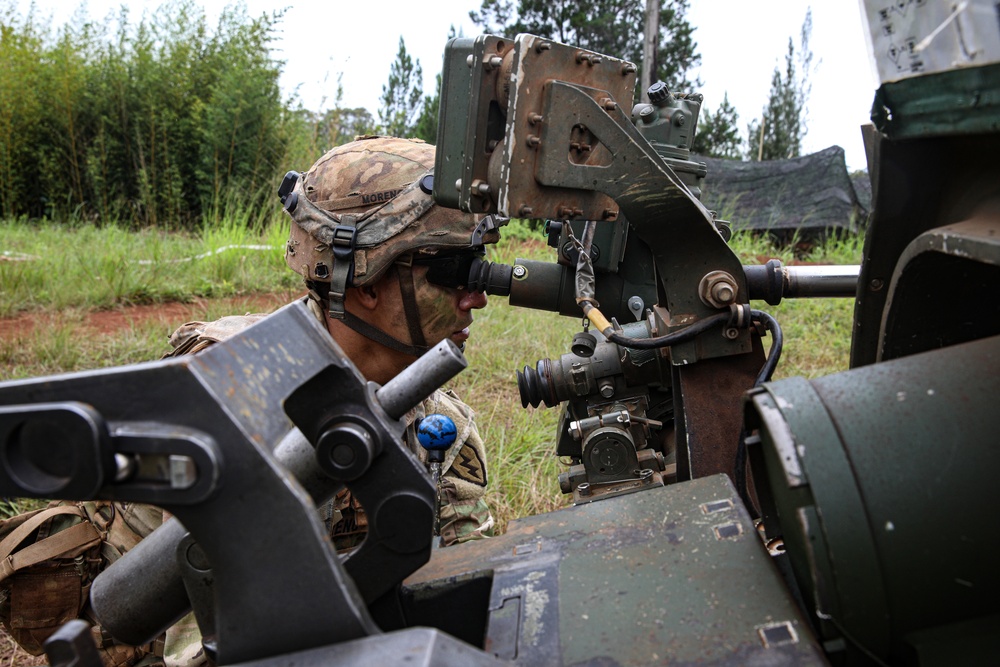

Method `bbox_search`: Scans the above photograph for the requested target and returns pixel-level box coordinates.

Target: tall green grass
[729,228,861,378]
[0,214,296,316]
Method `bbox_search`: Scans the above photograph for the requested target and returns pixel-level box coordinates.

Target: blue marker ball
[417,414,457,451]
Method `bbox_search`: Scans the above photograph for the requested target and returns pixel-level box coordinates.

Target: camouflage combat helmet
[280,136,501,319]
[278,136,503,355]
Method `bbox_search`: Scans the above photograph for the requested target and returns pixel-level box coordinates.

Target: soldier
[0,136,499,667]
[172,135,498,548]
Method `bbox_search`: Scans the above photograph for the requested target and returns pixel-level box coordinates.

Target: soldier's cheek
[415,287,461,341]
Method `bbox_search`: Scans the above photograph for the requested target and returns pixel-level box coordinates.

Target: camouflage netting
[851,170,873,214]
[698,146,868,240]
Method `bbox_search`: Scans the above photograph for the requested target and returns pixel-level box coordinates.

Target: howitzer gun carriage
[1,2,999,664]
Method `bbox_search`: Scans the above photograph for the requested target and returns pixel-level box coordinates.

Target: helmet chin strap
[341,310,431,358]
[338,263,431,359]
[392,260,428,350]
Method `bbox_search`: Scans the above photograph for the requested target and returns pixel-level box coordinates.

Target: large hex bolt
[699,270,739,309]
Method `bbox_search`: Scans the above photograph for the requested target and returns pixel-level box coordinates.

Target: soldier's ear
[354,283,380,310]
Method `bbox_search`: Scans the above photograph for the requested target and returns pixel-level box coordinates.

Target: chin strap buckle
[328,218,357,319]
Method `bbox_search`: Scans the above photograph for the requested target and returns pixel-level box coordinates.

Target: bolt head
[712,282,735,303]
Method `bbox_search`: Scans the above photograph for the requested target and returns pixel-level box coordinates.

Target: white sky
[13,0,878,171]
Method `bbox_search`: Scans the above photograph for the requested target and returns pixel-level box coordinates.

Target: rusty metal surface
[442,33,752,363]
[673,329,765,486]
[405,475,825,665]
[529,80,751,363]
[495,34,636,221]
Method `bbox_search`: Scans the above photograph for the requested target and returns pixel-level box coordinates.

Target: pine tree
[747,9,813,161]
[469,0,701,95]
[692,92,742,159]
[413,73,441,144]
[378,37,424,137]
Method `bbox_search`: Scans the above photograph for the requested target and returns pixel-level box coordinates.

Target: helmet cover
[284,136,499,286]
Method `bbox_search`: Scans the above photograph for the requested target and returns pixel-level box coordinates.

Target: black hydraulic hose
[605,311,731,349]
[603,304,783,518]
[751,310,783,386]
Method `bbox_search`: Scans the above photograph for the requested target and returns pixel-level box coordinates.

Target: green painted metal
[407,475,826,665]
[749,334,1000,664]
[879,216,1000,361]
[433,37,476,211]
[434,35,512,214]
[872,64,1000,141]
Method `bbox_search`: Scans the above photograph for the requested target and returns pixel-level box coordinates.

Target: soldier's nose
[460,290,488,310]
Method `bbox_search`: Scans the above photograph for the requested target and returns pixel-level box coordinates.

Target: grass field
[0,218,862,529]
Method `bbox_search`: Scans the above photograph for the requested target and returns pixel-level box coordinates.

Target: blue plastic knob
[416,414,457,452]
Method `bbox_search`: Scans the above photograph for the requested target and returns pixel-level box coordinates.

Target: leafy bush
[0,0,297,228]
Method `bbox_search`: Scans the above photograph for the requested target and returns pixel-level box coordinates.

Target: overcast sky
[12,1,878,171]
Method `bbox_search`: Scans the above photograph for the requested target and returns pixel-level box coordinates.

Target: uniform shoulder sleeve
[164,313,269,358]
[420,389,489,497]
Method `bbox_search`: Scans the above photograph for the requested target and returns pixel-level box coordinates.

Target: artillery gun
[0,2,997,665]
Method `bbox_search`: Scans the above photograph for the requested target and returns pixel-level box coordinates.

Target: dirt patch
[0,291,303,344]
[0,629,45,667]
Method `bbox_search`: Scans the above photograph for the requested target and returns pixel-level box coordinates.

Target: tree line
[0,0,302,226]
[0,0,811,228]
